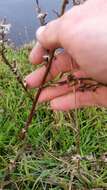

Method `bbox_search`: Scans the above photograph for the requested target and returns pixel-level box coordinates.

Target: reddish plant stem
[20,51,55,139]
[35,0,47,26]
[19,0,49,139]
[1,51,33,101]
[0,28,33,101]
[73,0,86,6]
[20,0,70,139]
[60,0,69,16]
[73,0,77,5]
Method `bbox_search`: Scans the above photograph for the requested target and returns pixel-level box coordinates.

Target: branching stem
[20,0,69,139]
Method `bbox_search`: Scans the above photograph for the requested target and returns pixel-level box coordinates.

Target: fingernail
[36,26,46,39]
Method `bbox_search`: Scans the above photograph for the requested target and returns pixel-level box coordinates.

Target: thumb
[36,19,62,50]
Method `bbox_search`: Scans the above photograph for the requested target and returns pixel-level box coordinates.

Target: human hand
[25,0,107,110]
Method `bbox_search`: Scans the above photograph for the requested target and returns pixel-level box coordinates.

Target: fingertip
[29,42,46,65]
[29,43,39,64]
[24,66,47,88]
[36,26,46,41]
[29,50,34,63]
[24,74,36,89]
[36,20,61,50]
[23,77,30,89]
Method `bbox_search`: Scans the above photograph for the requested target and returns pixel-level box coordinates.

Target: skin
[25,0,107,111]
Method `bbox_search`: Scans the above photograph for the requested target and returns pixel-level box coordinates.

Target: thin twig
[19,51,55,139]
[73,0,86,6]
[60,0,69,16]
[19,0,53,139]
[0,23,33,101]
[49,74,107,91]
[19,0,69,139]
[35,0,47,26]
[73,0,77,5]
[1,52,33,101]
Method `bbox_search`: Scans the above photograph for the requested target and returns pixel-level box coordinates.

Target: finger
[38,71,87,103]
[25,52,75,88]
[36,19,61,50]
[36,6,80,50]
[50,87,107,111]
[30,6,82,65]
[38,83,73,103]
[29,42,47,65]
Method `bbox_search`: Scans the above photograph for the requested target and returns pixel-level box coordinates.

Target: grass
[0,47,107,190]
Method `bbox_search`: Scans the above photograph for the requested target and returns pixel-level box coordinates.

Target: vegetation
[0,47,107,189]
[0,0,107,189]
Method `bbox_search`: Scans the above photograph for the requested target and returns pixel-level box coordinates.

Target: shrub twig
[0,21,33,101]
[60,0,69,16]
[35,0,47,26]
[19,0,69,139]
